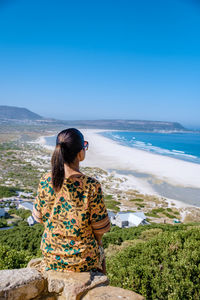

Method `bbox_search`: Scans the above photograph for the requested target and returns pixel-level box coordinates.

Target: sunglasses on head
[83,140,89,150]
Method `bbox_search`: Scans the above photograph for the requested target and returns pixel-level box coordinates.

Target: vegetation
[107,227,200,299]
[104,194,120,212]
[0,244,32,269]
[0,222,43,256]
[146,207,179,219]
[0,125,199,299]
[130,198,144,202]
[0,220,200,299]
[0,140,50,192]
[8,208,32,220]
[0,218,7,228]
[0,186,18,198]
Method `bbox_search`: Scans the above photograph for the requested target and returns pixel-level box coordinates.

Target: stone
[0,268,45,300]
[45,270,109,300]
[27,258,44,273]
[81,285,145,300]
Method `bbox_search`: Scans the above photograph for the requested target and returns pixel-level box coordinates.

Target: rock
[0,268,45,300]
[82,285,145,300]
[26,258,145,299]
[27,257,44,273]
[45,270,109,300]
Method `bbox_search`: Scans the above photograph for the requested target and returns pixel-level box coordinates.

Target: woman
[32,128,111,274]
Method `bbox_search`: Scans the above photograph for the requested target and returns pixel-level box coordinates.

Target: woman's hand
[94,232,103,245]
[102,257,107,275]
[98,239,103,246]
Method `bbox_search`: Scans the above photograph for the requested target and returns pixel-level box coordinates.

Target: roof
[133,212,146,219]
[108,210,116,218]
[19,202,33,211]
[27,215,37,225]
[116,211,146,226]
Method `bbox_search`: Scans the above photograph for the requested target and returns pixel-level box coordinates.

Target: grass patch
[146,208,180,219]
[104,194,120,212]
[104,194,113,200]
[136,203,145,208]
[130,198,144,202]
[0,186,19,198]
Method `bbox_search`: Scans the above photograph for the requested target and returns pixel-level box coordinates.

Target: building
[18,202,33,211]
[110,211,149,228]
[27,215,37,226]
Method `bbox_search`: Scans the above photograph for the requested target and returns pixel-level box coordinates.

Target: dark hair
[51,128,84,192]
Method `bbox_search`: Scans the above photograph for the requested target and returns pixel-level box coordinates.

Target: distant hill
[0,105,43,120]
[59,119,188,132]
[0,105,190,132]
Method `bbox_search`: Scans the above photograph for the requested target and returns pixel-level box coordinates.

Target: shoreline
[82,129,200,188]
[35,129,200,210]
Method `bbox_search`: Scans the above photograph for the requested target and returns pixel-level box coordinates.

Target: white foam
[110,134,198,162]
[80,129,200,189]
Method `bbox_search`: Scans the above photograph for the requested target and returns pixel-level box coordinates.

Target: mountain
[60,119,187,131]
[0,105,190,132]
[0,105,43,120]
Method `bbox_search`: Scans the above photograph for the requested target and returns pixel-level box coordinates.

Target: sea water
[100,131,200,165]
[44,131,200,205]
[44,131,200,164]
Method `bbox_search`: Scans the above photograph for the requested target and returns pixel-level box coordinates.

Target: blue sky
[0,0,200,129]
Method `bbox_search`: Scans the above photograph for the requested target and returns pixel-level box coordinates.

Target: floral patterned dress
[32,172,111,272]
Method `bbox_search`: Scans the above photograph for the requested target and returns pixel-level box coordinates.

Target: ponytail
[51,128,85,193]
[51,144,65,192]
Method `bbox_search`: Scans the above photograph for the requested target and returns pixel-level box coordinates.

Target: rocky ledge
[0,258,144,300]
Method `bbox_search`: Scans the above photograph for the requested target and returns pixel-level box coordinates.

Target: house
[18,202,33,211]
[27,215,37,226]
[110,211,149,228]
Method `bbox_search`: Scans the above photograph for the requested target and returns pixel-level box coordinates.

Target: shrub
[0,244,32,269]
[139,228,163,241]
[107,228,200,299]
[0,223,43,256]
[0,186,18,198]
[8,208,32,220]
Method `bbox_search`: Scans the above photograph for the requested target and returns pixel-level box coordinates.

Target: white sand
[81,129,200,189]
[36,129,200,209]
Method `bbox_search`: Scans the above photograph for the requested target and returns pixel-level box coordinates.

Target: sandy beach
[80,129,200,188]
[37,128,200,209]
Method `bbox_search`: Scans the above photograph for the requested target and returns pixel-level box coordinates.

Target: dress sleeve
[32,177,43,224]
[89,181,111,235]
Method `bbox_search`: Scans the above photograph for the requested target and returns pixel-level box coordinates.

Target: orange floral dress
[32,172,111,272]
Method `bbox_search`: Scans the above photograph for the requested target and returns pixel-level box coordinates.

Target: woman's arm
[32,175,45,224]
[89,181,111,245]
[94,232,103,245]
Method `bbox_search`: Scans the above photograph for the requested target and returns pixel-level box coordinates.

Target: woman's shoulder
[39,171,52,183]
[38,172,101,189]
[82,174,100,186]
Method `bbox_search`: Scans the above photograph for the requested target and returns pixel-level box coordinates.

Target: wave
[107,133,199,164]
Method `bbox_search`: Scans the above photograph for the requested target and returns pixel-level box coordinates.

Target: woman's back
[33,171,110,272]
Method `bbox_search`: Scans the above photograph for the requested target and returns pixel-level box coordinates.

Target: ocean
[100,131,200,165]
[43,130,200,205]
[44,131,200,165]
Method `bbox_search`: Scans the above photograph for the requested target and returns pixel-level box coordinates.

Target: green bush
[104,195,120,212]
[0,218,7,228]
[130,198,144,202]
[0,223,43,256]
[8,208,32,220]
[0,186,18,198]
[107,227,200,299]
[0,244,32,269]
[139,228,163,241]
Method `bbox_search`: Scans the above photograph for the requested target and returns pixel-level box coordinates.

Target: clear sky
[0,0,200,129]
